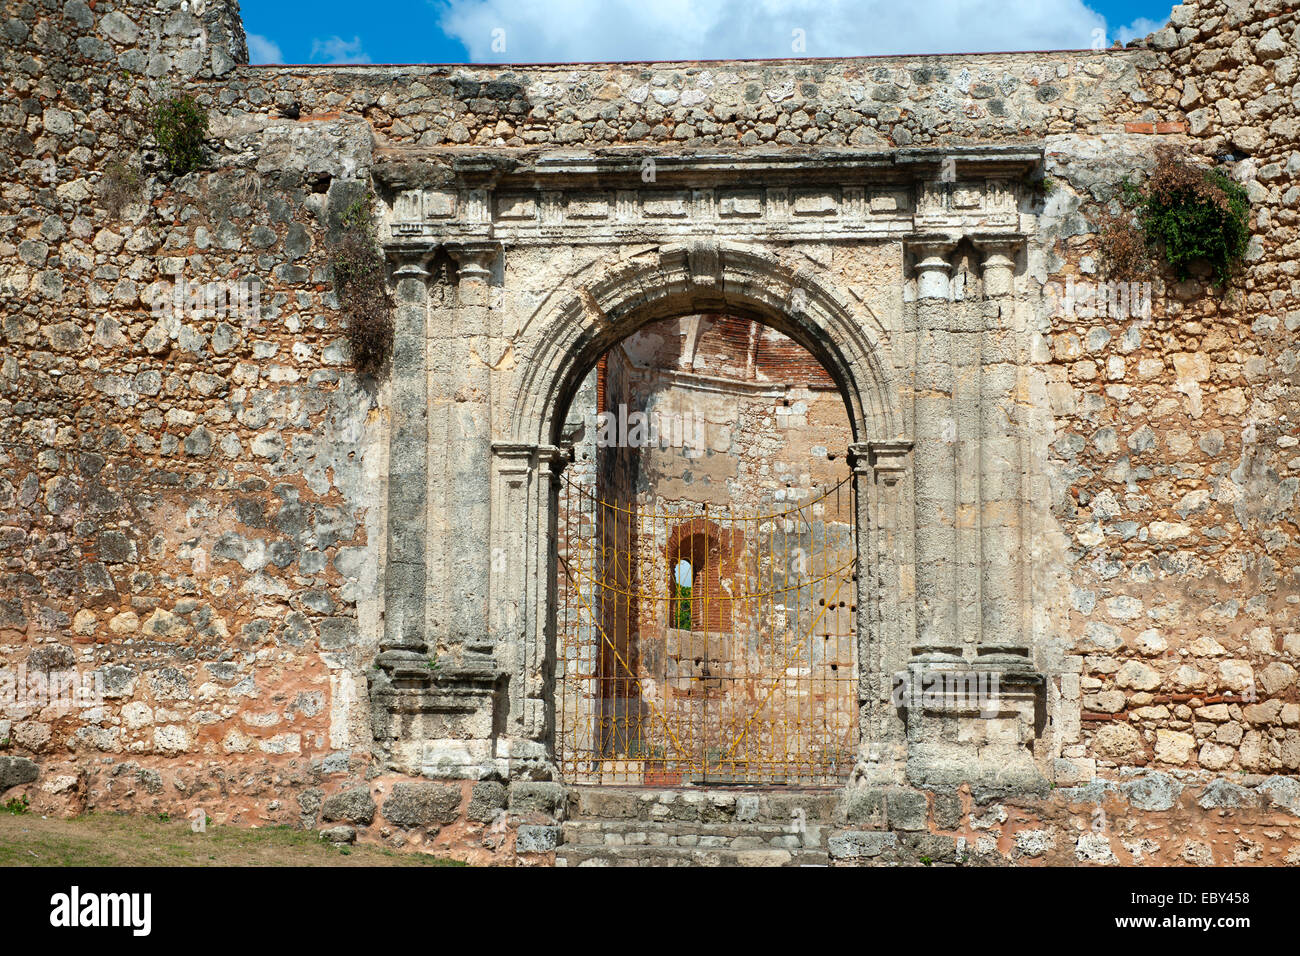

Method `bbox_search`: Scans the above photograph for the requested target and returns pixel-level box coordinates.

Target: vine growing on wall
[330,193,394,377]
[1102,146,1250,287]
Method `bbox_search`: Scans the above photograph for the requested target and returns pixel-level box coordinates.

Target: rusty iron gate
[556,472,858,786]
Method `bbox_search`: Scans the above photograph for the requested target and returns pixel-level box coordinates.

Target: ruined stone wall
[0,0,1298,865]
[1037,0,1300,790]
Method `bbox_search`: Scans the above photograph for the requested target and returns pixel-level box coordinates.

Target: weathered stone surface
[508,781,566,818]
[381,782,461,827]
[516,824,560,853]
[0,0,1297,869]
[1124,772,1182,812]
[0,757,39,792]
[467,781,508,823]
[320,786,376,825]
[1197,778,1257,810]
[828,830,898,859]
[319,825,357,844]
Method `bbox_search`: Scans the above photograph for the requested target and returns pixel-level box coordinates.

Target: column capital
[385,243,438,278]
[491,441,569,475]
[905,232,961,258]
[906,233,959,300]
[970,233,1023,298]
[849,440,912,484]
[446,241,502,282]
[969,233,1024,255]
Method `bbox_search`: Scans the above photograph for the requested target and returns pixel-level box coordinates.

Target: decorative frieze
[379,150,1038,247]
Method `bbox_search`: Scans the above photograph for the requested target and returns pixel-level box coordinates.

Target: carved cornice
[386,244,437,278]
[377,147,1042,248]
[491,441,569,476]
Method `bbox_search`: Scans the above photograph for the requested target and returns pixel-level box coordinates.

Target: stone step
[562,818,829,850]
[555,843,831,867]
[566,786,840,825]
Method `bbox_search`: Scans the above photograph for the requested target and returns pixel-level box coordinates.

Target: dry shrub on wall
[330,194,394,377]
[1103,146,1250,287]
[99,156,144,218]
[1097,209,1152,281]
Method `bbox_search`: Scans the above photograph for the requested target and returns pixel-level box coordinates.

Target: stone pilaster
[490,441,561,744]
[972,237,1032,668]
[377,245,435,677]
[445,241,502,665]
[849,439,912,785]
[906,236,962,663]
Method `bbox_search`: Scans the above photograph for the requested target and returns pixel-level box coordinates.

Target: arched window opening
[671,558,693,631]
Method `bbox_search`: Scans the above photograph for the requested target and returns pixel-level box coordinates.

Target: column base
[974,643,1036,671]
[370,664,507,773]
[909,645,965,664]
[898,662,1048,792]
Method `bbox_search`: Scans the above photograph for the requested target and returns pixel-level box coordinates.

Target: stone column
[377,246,435,676]
[527,445,569,743]
[952,251,983,658]
[490,442,543,739]
[445,242,501,665]
[848,442,877,753]
[972,237,1031,667]
[907,237,963,664]
[849,439,912,780]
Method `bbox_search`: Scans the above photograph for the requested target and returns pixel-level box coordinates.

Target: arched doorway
[555,314,859,785]
[494,243,911,787]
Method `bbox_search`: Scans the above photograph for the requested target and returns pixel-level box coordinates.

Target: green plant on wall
[1106,146,1250,287]
[151,94,209,175]
[330,193,395,377]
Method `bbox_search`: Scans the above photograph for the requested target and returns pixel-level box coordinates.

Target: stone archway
[370,146,1047,791]
[491,244,912,782]
[506,242,904,448]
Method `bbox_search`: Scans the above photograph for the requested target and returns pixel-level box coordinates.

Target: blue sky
[242,0,1177,65]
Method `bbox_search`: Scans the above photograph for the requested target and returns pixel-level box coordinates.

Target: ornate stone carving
[380,149,1040,248]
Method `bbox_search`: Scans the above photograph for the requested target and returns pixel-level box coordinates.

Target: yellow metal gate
[556,473,858,786]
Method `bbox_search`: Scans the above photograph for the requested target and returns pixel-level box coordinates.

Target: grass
[0,813,465,867]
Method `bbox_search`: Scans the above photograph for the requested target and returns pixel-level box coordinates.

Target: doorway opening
[555,313,858,786]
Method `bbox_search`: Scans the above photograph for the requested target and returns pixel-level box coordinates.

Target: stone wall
[1040,0,1300,786]
[0,0,1297,865]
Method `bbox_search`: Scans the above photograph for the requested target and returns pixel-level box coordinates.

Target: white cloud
[246,33,284,64]
[310,35,372,64]
[1114,16,1166,47]
[434,0,1132,62]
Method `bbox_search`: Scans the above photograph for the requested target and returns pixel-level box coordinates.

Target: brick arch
[664,517,743,634]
